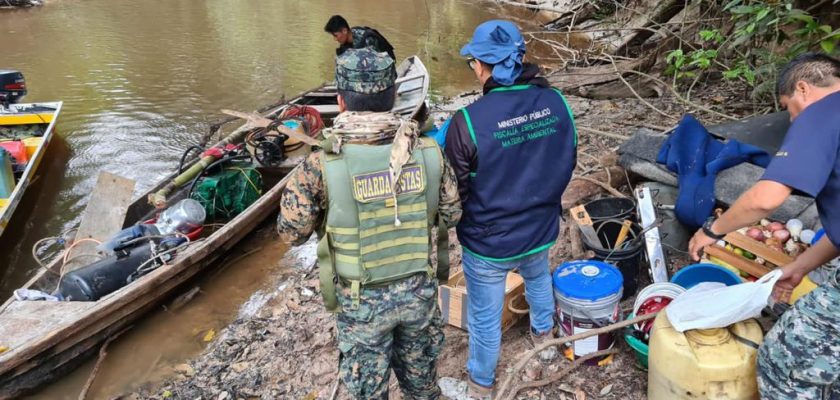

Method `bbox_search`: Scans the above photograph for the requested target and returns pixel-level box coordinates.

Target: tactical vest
[458,84,577,261]
[318,138,443,312]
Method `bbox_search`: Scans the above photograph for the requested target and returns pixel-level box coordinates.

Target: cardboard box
[438,270,528,332]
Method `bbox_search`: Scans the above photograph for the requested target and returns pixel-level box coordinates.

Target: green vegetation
[665,0,840,101]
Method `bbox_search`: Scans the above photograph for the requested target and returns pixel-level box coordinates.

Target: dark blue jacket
[445,65,577,260]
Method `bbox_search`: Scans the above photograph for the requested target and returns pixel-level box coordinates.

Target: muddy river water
[0,0,530,397]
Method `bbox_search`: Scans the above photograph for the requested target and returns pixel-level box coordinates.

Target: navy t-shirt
[762,91,840,248]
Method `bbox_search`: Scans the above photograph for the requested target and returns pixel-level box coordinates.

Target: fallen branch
[604,55,676,120]
[328,378,340,400]
[494,0,565,13]
[572,175,627,198]
[621,69,739,121]
[562,165,626,209]
[577,126,628,141]
[547,58,650,91]
[614,120,671,132]
[496,312,659,399]
[78,327,132,400]
[503,348,621,400]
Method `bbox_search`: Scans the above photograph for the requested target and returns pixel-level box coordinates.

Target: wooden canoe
[0,102,63,239]
[0,56,429,398]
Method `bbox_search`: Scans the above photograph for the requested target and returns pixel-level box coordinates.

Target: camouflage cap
[335,48,397,94]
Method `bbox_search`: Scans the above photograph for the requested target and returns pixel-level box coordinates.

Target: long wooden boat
[0,56,428,398]
[0,101,62,239]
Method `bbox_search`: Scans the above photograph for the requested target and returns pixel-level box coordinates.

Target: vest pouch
[317,234,341,313]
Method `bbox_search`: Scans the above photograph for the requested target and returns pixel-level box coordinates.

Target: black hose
[187,154,253,199]
[178,145,205,174]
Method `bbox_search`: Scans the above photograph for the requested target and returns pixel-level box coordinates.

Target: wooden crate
[438,270,527,332]
[703,231,794,280]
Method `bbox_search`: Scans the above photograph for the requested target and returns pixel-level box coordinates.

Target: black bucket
[584,197,636,223]
[581,219,642,299]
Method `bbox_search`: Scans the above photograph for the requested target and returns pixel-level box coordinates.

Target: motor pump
[247,118,312,167]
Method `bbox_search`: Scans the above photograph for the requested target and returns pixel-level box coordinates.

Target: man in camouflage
[324,15,395,61]
[688,53,840,399]
[277,47,461,399]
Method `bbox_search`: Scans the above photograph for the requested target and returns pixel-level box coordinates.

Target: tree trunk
[561,165,627,209]
[547,57,649,92]
[604,0,686,56]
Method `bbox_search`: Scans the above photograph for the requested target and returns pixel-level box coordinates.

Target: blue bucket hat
[460,20,526,86]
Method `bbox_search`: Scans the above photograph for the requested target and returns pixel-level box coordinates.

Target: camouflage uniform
[336,27,395,60]
[334,47,397,94]
[758,269,840,399]
[277,48,461,399]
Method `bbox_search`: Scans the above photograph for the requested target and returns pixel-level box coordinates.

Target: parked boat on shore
[0,56,429,398]
[0,70,63,240]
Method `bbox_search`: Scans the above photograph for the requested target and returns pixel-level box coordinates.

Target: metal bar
[636,185,669,283]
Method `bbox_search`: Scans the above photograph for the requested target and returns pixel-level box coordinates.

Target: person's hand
[772,263,805,303]
[688,229,718,261]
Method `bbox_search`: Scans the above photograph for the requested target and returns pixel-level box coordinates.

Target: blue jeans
[462,249,556,387]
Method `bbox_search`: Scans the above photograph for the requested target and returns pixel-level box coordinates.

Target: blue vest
[458,84,577,261]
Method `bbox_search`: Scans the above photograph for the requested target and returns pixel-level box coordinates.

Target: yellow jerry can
[648,312,763,400]
[789,275,818,304]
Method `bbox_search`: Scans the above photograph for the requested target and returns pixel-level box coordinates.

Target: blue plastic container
[553,261,623,364]
[670,263,742,289]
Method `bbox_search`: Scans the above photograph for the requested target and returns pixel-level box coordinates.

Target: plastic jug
[648,312,762,400]
[0,149,15,198]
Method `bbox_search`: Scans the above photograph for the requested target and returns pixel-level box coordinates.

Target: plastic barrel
[581,219,643,299]
[584,197,636,223]
[553,261,623,365]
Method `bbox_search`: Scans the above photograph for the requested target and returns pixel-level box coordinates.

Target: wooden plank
[64,172,135,271]
[724,232,794,267]
[704,245,773,278]
[0,302,94,352]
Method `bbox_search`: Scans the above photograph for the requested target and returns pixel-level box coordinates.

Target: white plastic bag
[666,269,782,332]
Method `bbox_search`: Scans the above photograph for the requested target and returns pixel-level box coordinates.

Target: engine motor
[0,70,26,108]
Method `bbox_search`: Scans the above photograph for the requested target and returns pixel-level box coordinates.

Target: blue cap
[460,20,526,86]
[552,260,623,301]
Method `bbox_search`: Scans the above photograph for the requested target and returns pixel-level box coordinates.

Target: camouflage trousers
[336,273,444,400]
[758,280,840,400]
